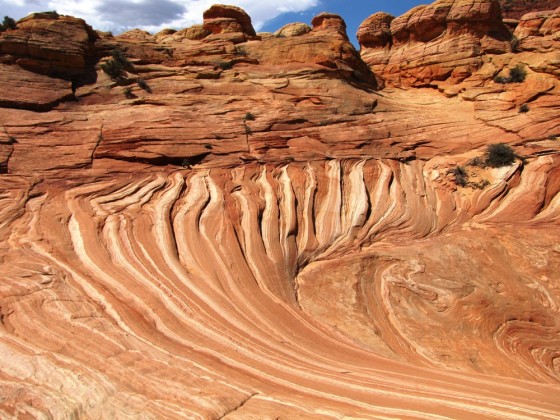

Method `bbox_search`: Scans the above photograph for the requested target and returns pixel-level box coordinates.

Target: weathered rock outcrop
[356,0,560,148]
[0,2,559,418]
[356,12,394,48]
[274,22,312,37]
[358,0,512,87]
[203,4,257,43]
[311,12,349,40]
[0,12,98,77]
[514,7,560,53]
[500,0,560,18]
[1,158,560,418]
[0,64,73,110]
[0,5,380,173]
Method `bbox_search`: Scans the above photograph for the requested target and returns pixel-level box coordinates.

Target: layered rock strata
[358,0,513,87]
[0,2,559,418]
[499,0,560,18]
[0,12,98,77]
[514,7,560,53]
[356,0,560,155]
[1,158,560,418]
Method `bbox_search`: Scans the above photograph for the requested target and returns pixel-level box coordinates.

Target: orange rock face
[274,22,312,37]
[514,7,560,53]
[203,4,257,42]
[1,3,560,418]
[311,12,349,40]
[500,0,560,18]
[356,12,394,48]
[0,12,98,77]
[358,0,512,87]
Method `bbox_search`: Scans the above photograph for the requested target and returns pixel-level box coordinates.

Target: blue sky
[0,0,426,45]
[261,1,425,45]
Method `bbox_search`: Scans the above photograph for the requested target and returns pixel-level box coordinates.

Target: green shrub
[123,87,136,99]
[511,35,519,52]
[137,78,151,93]
[0,16,17,32]
[100,59,126,80]
[493,64,527,84]
[467,156,487,168]
[100,50,134,81]
[519,103,529,113]
[215,61,232,70]
[235,46,247,56]
[449,165,469,187]
[485,143,516,167]
[110,50,133,71]
[470,179,490,190]
[493,75,509,84]
[509,64,527,83]
[243,112,255,121]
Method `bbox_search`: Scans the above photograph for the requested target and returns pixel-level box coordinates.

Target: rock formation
[202,4,257,43]
[358,0,560,89]
[274,22,312,38]
[358,0,513,87]
[514,7,560,52]
[0,2,559,418]
[500,0,560,18]
[0,12,98,77]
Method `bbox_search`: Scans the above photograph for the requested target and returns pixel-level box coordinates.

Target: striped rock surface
[1,158,560,418]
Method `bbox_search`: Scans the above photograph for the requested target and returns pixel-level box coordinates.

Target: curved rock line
[1,158,560,417]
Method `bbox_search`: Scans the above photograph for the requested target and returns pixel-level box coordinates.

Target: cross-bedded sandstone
[0,2,559,418]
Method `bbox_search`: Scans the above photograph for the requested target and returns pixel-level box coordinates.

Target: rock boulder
[274,23,312,38]
[203,4,257,42]
[514,7,560,52]
[0,12,98,77]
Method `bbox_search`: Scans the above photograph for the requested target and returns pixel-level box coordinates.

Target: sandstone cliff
[0,2,559,418]
[358,0,559,87]
[500,0,560,18]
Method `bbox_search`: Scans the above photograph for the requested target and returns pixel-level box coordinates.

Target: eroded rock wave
[1,158,559,417]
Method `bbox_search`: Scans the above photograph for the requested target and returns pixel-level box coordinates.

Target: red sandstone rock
[274,23,312,37]
[360,0,511,87]
[514,8,560,52]
[0,64,73,110]
[311,12,349,40]
[499,0,560,18]
[203,4,257,42]
[1,156,560,417]
[175,25,211,41]
[448,0,503,22]
[0,3,560,419]
[356,12,394,48]
[0,12,98,76]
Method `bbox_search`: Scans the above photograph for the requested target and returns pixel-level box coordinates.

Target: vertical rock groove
[1,157,559,417]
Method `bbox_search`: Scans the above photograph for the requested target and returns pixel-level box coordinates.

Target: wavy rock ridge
[1,158,560,417]
[0,1,560,418]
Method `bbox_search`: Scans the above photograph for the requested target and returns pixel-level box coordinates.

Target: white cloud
[2,0,29,5]
[27,0,321,34]
[0,0,49,23]
[235,0,320,29]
